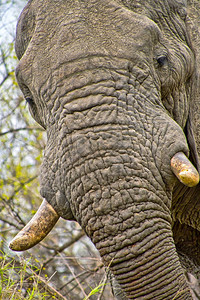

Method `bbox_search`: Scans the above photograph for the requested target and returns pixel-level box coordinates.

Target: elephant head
[9,0,200,299]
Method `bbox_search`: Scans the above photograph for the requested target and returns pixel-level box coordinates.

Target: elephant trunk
[81,176,191,299]
[98,208,190,299]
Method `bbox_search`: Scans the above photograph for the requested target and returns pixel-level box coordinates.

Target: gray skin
[14,0,200,299]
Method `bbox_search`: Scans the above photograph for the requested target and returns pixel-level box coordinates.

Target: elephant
[9,0,200,299]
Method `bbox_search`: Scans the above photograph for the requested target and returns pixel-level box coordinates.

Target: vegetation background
[0,0,114,299]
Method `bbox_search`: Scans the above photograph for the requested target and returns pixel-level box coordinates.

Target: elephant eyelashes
[157,55,168,67]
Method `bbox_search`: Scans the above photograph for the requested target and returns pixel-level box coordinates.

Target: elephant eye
[25,97,46,129]
[25,97,34,105]
[25,96,38,117]
[157,55,168,67]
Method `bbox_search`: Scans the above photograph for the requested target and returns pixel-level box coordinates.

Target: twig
[97,272,108,300]
[28,267,68,300]
[42,231,85,268]
[0,215,22,230]
[59,270,89,291]
[59,252,87,298]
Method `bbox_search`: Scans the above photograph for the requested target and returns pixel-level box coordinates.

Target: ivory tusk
[9,199,59,251]
[171,152,199,187]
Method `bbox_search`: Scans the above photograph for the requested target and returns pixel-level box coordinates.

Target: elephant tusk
[171,152,199,187]
[9,199,59,251]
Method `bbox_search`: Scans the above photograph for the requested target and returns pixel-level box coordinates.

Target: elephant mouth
[9,151,199,251]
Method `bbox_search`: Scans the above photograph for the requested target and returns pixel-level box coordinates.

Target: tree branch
[0,127,44,136]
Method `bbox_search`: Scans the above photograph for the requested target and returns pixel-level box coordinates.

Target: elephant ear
[15,0,36,60]
[185,0,200,172]
[130,0,200,169]
[172,1,200,276]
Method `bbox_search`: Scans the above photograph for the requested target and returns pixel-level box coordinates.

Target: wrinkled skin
[13,0,200,299]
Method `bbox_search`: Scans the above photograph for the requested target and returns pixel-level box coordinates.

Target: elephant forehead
[16,0,160,63]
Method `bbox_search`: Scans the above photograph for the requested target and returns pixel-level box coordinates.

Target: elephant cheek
[39,153,75,220]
